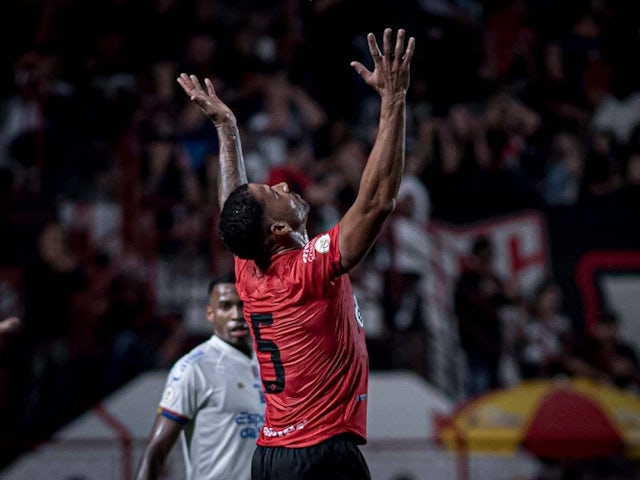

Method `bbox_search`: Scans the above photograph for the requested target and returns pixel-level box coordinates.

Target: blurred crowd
[454,236,639,397]
[1,0,640,470]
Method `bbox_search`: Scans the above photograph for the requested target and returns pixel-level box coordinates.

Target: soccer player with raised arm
[177,28,414,480]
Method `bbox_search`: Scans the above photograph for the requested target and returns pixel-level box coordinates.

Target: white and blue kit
[158,336,264,480]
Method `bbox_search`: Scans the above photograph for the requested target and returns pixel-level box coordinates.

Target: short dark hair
[219,184,268,267]
[207,271,236,295]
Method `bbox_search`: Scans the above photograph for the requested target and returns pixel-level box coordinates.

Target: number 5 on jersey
[250,313,285,393]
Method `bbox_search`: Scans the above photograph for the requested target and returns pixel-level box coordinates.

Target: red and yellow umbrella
[437,377,640,459]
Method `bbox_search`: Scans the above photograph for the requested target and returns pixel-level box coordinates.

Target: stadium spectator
[266,135,343,236]
[514,280,572,379]
[376,146,431,377]
[21,222,87,435]
[565,311,640,391]
[544,131,584,205]
[454,236,510,396]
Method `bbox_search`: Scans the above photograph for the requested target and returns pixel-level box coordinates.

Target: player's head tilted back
[220,182,310,270]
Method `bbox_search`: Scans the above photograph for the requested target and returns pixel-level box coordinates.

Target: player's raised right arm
[177,73,248,208]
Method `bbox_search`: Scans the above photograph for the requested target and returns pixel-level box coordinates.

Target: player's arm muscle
[135,415,183,480]
[176,73,248,208]
[339,96,405,272]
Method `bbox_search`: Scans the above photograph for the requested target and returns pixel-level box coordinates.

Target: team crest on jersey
[303,233,330,263]
[314,234,330,254]
[162,386,175,404]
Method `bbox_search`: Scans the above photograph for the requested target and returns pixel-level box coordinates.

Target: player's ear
[205,304,214,324]
[270,221,292,237]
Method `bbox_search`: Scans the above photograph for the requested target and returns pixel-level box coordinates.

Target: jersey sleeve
[157,357,206,425]
[294,224,345,297]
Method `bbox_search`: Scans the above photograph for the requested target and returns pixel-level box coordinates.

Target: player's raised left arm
[338,28,415,272]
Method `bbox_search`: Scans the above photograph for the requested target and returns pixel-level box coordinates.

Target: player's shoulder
[300,227,337,264]
[169,338,218,377]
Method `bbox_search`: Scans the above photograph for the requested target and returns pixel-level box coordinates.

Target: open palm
[350,28,415,98]
[177,73,234,124]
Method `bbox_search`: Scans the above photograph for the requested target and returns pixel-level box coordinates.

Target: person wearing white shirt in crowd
[136,272,264,480]
[378,147,431,331]
[375,147,431,377]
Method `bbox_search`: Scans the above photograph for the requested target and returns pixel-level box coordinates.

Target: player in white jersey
[136,272,265,480]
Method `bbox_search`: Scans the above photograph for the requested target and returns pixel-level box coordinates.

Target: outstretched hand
[350,28,415,99]
[177,73,235,125]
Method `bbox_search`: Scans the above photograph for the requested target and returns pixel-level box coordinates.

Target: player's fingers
[204,78,216,97]
[176,73,192,91]
[367,33,382,65]
[382,28,393,60]
[189,75,205,93]
[401,36,416,67]
[350,61,372,81]
[394,29,405,61]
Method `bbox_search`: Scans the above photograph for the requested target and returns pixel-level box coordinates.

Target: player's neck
[227,340,252,358]
[268,230,308,257]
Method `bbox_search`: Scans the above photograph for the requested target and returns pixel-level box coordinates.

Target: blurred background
[1,0,640,478]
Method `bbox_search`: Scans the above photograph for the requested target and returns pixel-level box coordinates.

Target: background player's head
[206,272,250,355]
[219,182,310,269]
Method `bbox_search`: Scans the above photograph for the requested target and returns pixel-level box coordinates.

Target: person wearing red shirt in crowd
[266,136,346,236]
[265,137,314,195]
[177,27,414,480]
